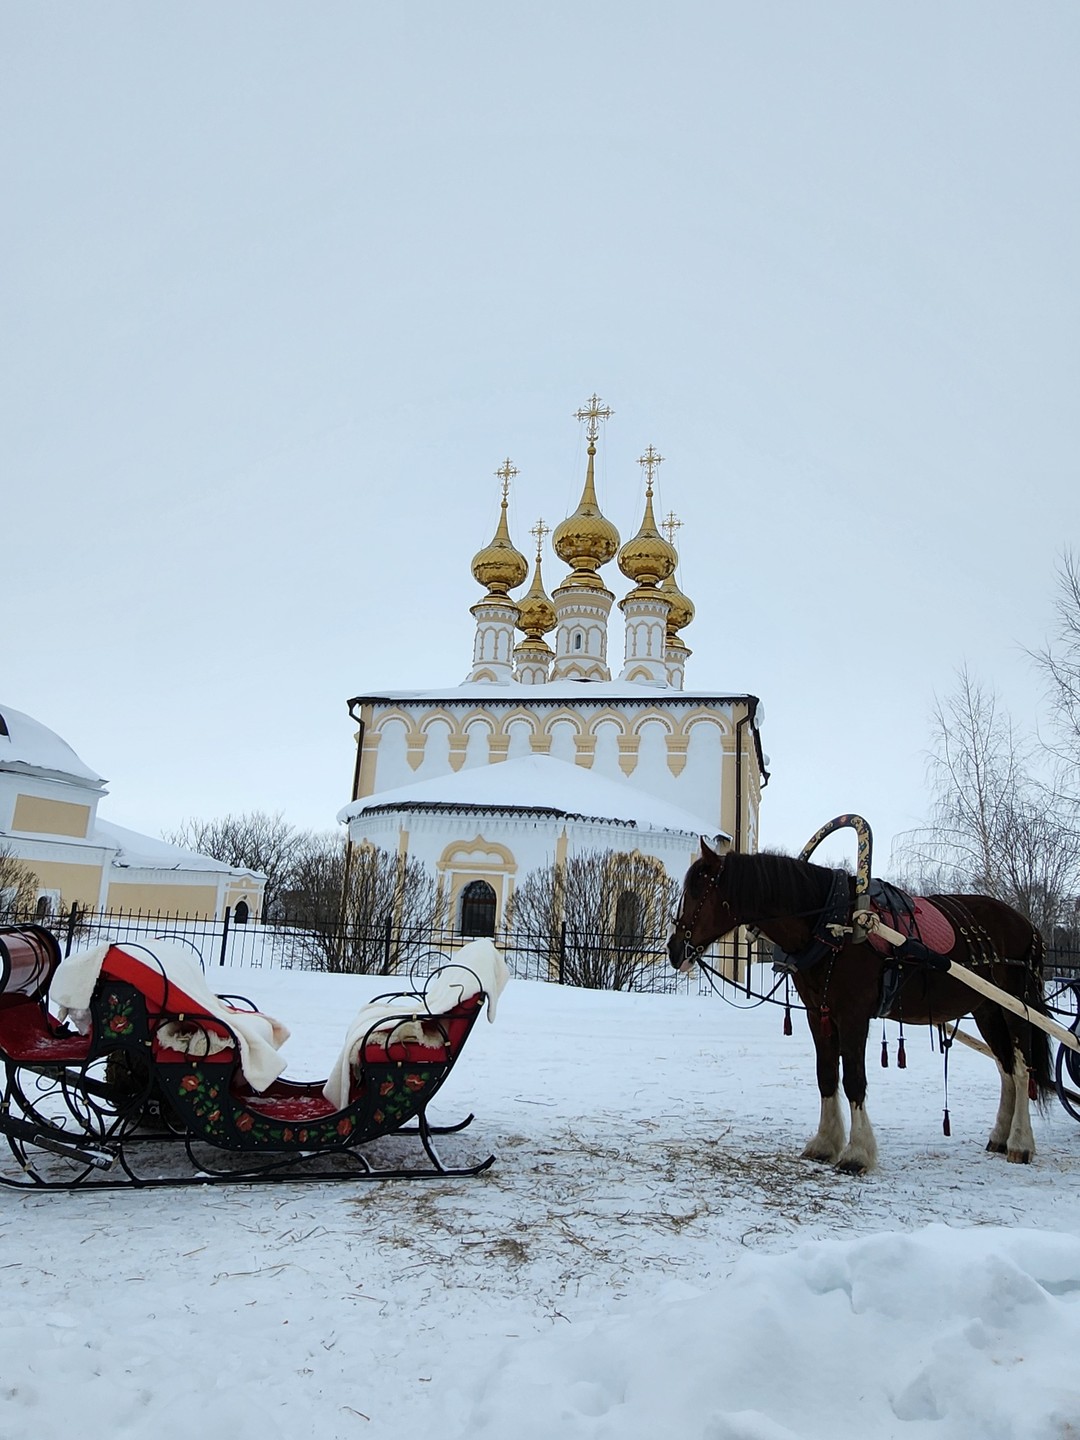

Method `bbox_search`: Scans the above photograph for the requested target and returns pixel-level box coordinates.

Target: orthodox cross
[530,517,550,560]
[638,444,664,496]
[662,511,683,547]
[495,457,519,502]
[574,393,614,443]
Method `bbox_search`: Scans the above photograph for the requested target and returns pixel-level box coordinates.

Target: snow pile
[461,1226,1080,1440]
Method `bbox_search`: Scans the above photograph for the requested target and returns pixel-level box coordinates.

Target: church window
[234,898,250,925]
[460,879,497,937]
[613,890,644,947]
[573,630,583,651]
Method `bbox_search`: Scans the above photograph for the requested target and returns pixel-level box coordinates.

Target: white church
[338,395,769,938]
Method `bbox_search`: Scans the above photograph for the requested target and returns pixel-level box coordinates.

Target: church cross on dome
[638,445,664,496]
[530,516,550,559]
[495,457,519,501]
[574,393,614,444]
[662,510,683,546]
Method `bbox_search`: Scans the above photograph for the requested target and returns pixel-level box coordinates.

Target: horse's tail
[1024,923,1054,1109]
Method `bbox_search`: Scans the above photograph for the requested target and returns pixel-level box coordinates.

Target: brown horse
[668,841,1052,1174]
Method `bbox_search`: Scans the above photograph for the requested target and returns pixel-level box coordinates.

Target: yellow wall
[24,860,104,909]
[12,794,91,839]
[105,882,219,919]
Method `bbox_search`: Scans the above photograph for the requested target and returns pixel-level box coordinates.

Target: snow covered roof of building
[0,702,106,789]
[351,681,763,710]
[339,753,726,840]
[94,819,266,876]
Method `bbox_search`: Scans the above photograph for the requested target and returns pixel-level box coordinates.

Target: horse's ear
[700,836,718,861]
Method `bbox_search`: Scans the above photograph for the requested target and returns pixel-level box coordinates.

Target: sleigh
[0,925,505,1190]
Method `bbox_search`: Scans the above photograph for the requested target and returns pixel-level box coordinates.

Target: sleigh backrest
[0,926,61,1009]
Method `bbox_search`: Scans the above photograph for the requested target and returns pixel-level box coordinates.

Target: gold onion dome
[516,521,557,639]
[552,431,620,589]
[618,461,677,589]
[471,461,528,597]
[662,568,695,635]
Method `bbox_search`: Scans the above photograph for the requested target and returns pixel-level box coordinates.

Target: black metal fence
[6,903,1079,995]
[2,903,754,994]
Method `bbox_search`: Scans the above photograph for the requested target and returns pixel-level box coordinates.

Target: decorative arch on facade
[630,709,676,737]
[540,709,586,739]
[584,708,632,738]
[677,709,733,742]
[436,833,517,934]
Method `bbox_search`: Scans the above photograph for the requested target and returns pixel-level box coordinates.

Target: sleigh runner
[0,926,506,1189]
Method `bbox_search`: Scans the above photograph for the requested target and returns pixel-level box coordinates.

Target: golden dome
[471,463,528,596]
[618,475,677,589]
[662,568,695,635]
[552,438,620,589]
[516,528,557,639]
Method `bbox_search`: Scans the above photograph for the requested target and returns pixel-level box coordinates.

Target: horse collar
[772,869,852,976]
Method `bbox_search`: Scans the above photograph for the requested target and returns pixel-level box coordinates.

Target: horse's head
[668,838,740,971]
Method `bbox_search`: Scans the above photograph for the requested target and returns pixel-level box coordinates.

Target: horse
[668,841,1052,1174]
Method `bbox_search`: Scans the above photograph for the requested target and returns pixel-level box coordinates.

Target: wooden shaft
[946,960,1080,1054]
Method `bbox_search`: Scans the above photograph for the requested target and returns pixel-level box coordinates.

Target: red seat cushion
[0,1003,93,1064]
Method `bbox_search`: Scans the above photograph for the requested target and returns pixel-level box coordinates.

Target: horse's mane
[719,851,839,919]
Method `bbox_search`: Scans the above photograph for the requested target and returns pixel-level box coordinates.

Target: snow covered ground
[3,962,1080,1439]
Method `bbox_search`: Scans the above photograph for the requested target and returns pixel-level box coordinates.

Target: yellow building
[0,703,264,920]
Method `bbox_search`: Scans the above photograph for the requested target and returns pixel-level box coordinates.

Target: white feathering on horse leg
[987,1063,1016,1154]
[1006,1048,1036,1164]
[836,1104,878,1175]
[801,1092,846,1163]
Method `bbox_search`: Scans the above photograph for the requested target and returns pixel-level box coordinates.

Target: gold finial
[530,517,550,560]
[638,445,664,496]
[574,393,614,446]
[495,457,519,501]
[662,511,683,547]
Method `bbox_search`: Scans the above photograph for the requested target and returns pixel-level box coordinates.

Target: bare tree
[509,849,679,990]
[895,667,1080,936]
[163,811,299,916]
[282,833,440,975]
[0,844,38,918]
[1032,549,1080,796]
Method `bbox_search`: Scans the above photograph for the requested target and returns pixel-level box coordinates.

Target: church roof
[95,820,266,876]
[352,682,761,706]
[339,753,727,841]
[0,703,107,790]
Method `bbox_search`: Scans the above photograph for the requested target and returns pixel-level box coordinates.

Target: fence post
[558,921,567,985]
[382,915,393,972]
[64,902,80,957]
[218,906,232,967]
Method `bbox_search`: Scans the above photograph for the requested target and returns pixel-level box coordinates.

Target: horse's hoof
[835,1158,868,1177]
[1007,1148,1033,1164]
[800,1144,840,1164]
[985,1140,1007,1154]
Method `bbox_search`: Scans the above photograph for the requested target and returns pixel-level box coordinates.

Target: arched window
[613,890,644,947]
[460,880,497,937]
[234,898,250,925]
[573,630,584,651]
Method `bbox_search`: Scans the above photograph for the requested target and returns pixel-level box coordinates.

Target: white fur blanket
[51,941,290,1094]
[322,939,509,1110]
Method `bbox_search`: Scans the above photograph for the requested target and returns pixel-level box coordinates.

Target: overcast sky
[3,2,1077,874]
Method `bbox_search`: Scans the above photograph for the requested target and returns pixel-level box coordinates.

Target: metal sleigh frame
[0,926,495,1190]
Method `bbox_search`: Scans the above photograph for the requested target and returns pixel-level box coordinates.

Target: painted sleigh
[0,925,506,1190]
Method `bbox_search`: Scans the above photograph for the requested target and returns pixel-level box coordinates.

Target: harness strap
[772,869,852,975]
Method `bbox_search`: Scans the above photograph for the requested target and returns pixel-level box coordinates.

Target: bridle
[674,855,728,967]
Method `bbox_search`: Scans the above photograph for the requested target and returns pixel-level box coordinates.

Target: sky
[3,2,1078,873]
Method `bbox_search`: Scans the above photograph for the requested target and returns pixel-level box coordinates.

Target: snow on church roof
[95,820,266,876]
[339,753,727,841]
[0,702,106,789]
